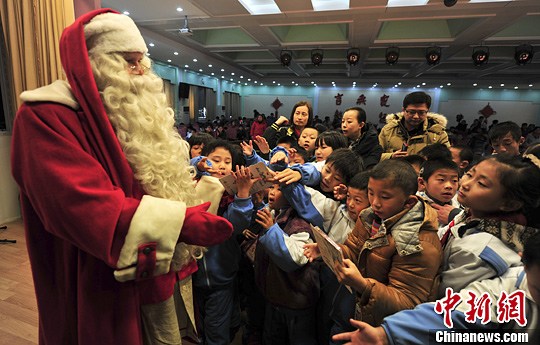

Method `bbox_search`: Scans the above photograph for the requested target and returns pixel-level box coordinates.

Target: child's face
[346,187,370,221]
[207,147,233,177]
[290,153,305,165]
[457,159,507,218]
[190,144,204,158]
[299,128,318,152]
[267,184,288,210]
[491,132,523,156]
[315,139,333,162]
[320,162,344,193]
[341,110,364,140]
[368,178,410,220]
[423,169,459,204]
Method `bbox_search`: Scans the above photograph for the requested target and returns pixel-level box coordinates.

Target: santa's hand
[178,202,233,246]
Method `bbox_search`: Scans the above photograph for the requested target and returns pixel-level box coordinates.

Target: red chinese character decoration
[356,94,366,105]
[434,288,528,329]
[335,93,344,105]
[380,94,390,107]
[464,291,492,324]
[434,288,461,328]
[497,290,527,327]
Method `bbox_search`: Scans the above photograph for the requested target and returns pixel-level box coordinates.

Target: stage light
[280,50,292,66]
[444,0,457,7]
[472,47,489,66]
[514,44,534,65]
[347,48,360,65]
[425,46,441,65]
[311,49,324,66]
[385,47,400,65]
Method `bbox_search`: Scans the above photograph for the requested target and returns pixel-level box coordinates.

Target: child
[298,126,319,154]
[254,183,319,345]
[417,158,462,232]
[187,132,215,158]
[449,144,473,177]
[307,159,442,326]
[333,232,540,344]
[314,130,349,168]
[190,139,257,344]
[341,106,383,169]
[439,152,540,294]
[488,121,524,156]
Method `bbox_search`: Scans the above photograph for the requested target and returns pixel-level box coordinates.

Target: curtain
[162,79,174,109]
[205,89,217,121]
[224,91,240,119]
[0,0,74,131]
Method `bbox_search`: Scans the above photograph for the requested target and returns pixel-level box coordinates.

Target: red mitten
[179,202,233,246]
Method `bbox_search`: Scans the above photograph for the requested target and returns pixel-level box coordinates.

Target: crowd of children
[182,100,540,345]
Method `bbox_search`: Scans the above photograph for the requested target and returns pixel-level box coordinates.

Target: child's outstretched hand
[253,136,270,155]
[240,140,254,156]
[255,207,274,230]
[303,243,321,262]
[334,183,348,201]
[274,168,302,185]
[197,157,220,176]
[232,165,259,198]
[270,150,289,165]
[334,258,367,292]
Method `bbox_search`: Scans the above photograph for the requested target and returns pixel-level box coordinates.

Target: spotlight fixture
[347,48,360,65]
[444,0,458,7]
[280,50,292,66]
[472,46,489,66]
[425,46,441,65]
[311,49,324,66]
[514,44,534,65]
[385,47,400,65]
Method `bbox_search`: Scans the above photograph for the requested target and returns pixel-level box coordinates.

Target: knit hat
[83,12,147,55]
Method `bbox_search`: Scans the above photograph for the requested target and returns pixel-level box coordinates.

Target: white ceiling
[101,0,540,90]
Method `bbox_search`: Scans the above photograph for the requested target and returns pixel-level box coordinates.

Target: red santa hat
[84,12,148,55]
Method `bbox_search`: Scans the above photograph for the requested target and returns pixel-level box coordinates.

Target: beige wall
[0,134,20,223]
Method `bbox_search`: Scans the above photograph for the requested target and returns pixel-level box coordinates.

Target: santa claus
[11,9,231,345]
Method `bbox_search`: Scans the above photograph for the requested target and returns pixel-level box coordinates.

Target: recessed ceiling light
[176,7,183,12]
[278,83,281,86]
[254,81,258,83]
[440,85,444,88]
[248,79,251,81]
[149,43,155,47]
[529,84,533,87]
[514,86,518,89]
[416,85,421,88]
[231,72,235,75]
[221,76,225,78]
[208,64,212,67]
[211,72,215,75]
[473,83,478,86]
[488,86,493,89]
[199,69,203,72]
[240,76,244,79]
[167,59,171,62]
[184,65,189,68]
[174,52,179,55]
[221,68,225,72]
[238,0,281,15]
[447,83,451,86]
[398,82,402,85]
[193,58,198,62]
[238,81,241,84]
[230,78,233,81]
[245,83,248,86]
[123,11,130,15]
[500,83,505,87]
[422,82,426,86]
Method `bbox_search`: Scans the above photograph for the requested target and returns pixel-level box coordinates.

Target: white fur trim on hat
[84,12,147,55]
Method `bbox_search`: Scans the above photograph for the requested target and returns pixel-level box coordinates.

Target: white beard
[91,53,204,264]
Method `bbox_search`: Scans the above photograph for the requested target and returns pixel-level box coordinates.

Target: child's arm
[256,208,313,272]
[222,166,257,233]
[240,140,267,166]
[190,156,218,178]
[280,182,341,232]
[274,163,321,186]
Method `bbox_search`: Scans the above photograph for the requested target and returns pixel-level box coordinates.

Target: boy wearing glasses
[378,91,450,160]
